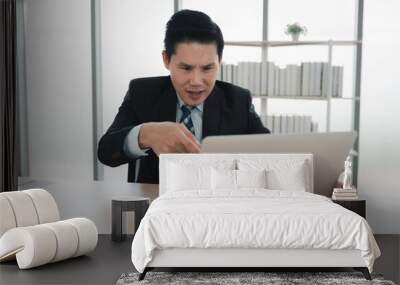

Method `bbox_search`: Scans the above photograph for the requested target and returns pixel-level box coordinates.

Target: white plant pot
[291,33,300,41]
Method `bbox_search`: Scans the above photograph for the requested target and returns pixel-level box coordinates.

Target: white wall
[24,0,93,180]
[100,0,172,182]
[358,0,400,233]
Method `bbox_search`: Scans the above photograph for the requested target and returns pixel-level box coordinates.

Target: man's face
[162,42,220,107]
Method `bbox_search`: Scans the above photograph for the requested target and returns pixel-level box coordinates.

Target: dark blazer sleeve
[97,80,140,167]
[245,90,271,134]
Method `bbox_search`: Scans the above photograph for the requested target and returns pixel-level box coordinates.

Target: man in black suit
[98,10,270,184]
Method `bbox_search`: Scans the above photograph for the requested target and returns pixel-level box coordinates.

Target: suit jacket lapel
[155,77,177,122]
[202,85,223,138]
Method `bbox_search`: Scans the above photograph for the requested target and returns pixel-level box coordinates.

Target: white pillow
[167,162,211,191]
[211,168,236,190]
[266,162,307,191]
[236,169,267,189]
[238,159,310,192]
[211,169,268,190]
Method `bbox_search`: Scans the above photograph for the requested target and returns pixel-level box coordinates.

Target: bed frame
[139,248,371,280]
[137,154,372,281]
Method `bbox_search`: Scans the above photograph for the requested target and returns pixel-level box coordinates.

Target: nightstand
[332,199,366,218]
[112,196,150,242]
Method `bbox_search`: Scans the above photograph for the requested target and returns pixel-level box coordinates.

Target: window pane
[269,0,357,40]
[330,99,353,132]
[223,46,262,64]
[181,0,263,41]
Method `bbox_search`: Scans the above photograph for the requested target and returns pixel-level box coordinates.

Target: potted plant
[285,23,307,41]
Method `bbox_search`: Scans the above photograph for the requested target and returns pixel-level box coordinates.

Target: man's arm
[98,80,201,168]
[123,124,149,158]
[138,122,200,156]
[98,81,141,167]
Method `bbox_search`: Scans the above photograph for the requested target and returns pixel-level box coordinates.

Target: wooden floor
[0,235,398,285]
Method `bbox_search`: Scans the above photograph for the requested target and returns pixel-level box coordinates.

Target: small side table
[332,199,366,218]
[112,196,150,242]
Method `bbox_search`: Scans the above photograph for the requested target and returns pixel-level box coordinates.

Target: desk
[17,177,159,234]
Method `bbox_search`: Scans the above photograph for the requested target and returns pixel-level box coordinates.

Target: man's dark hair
[164,9,224,61]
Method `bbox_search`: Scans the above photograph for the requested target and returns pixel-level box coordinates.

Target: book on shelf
[233,65,239,86]
[309,62,315,96]
[273,114,281,133]
[274,67,280,96]
[260,61,267,96]
[228,64,234,84]
[219,61,344,99]
[332,190,358,196]
[237,62,245,88]
[267,62,275,96]
[286,64,296,96]
[332,194,359,200]
[217,65,221,81]
[280,115,288,133]
[338,66,344,97]
[304,116,312,133]
[332,66,338,97]
[301,62,309,96]
[321,62,329,97]
[315,62,323,96]
[311,122,319,133]
[287,115,295,133]
[333,187,357,193]
[263,114,317,134]
[254,62,261,96]
[283,67,289,96]
[248,62,254,95]
[223,64,228,82]
[295,65,302,96]
[267,116,273,131]
[292,115,298,132]
[332,187,358,200]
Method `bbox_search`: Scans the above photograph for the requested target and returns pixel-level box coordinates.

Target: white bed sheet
[131,190,380,273]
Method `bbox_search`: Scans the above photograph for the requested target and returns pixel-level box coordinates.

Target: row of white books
[332,188,359,200]
[218,61,344,98]
[260,114,318,134]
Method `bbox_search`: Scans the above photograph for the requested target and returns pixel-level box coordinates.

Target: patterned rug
[116,271,396,285]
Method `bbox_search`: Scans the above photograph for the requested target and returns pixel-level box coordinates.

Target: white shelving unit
[224,40,361,47]
[224,40,361,132]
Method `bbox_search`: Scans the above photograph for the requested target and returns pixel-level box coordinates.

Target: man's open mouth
[187,90,204,97]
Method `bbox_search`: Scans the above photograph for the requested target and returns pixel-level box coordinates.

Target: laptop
[201,132,357,197]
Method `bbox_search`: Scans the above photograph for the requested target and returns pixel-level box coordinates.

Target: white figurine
[342,156,353,189]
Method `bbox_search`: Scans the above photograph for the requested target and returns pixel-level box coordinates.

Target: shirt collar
[176,92,204,112]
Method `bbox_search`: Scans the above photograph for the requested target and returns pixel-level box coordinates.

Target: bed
[131,154,380,280]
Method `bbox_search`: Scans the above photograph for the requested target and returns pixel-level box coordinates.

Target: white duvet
[131,190,380,273]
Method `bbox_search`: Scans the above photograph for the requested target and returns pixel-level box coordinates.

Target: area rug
[116,271,396,285]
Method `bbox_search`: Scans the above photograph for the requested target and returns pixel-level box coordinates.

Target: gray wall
[24,0,93,180]
[358,0,400,233]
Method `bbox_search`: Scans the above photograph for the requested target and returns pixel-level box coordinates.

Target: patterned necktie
[180,105,195,136]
